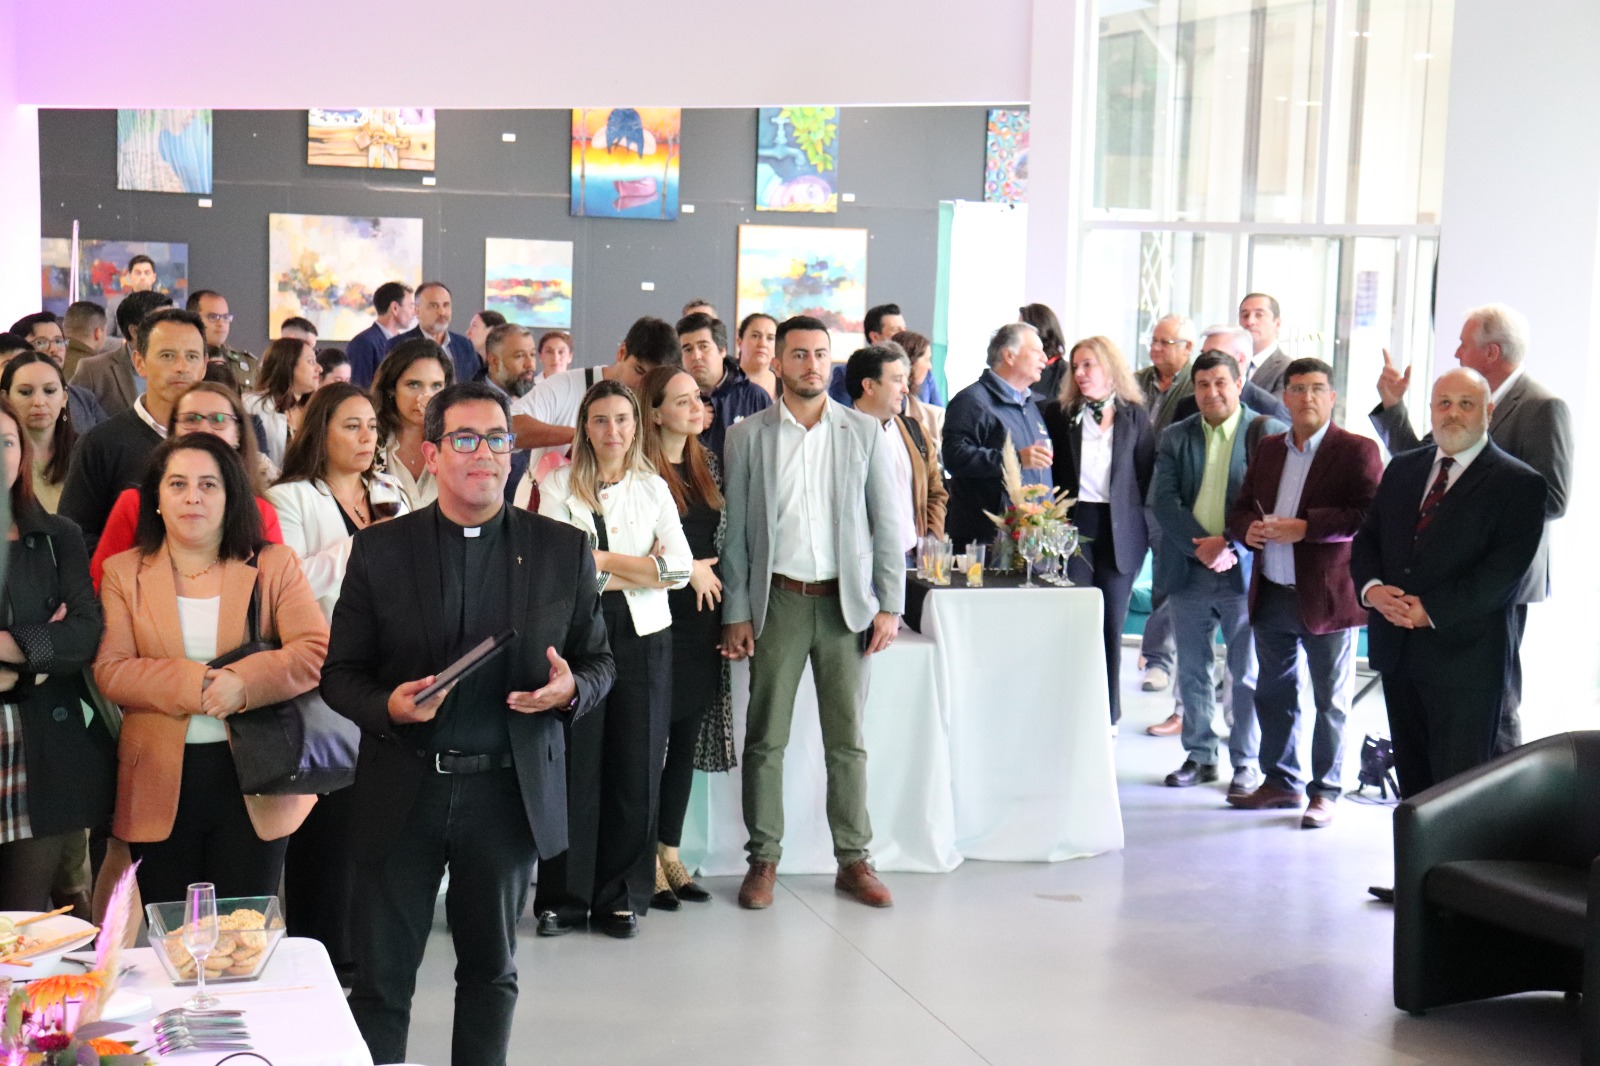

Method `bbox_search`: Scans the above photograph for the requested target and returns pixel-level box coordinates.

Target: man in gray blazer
[1370,303,1573,750]
[1240,292,1291,398]
[721,315,906,912]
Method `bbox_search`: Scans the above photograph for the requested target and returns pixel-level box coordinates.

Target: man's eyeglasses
[177,412,240,428]
[202,313,235,324]
[439,430,515,454]
[31,337,67,351]
[1149,338,1189,348]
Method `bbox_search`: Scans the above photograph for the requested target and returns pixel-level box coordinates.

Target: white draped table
[920,583,1123,861]
[680,630,962,875]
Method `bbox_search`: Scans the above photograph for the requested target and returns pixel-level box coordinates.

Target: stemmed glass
[1018,527,1045,588]
[182,882,221,1009]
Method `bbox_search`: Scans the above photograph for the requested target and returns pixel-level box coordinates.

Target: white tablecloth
[922,585,1124,861]
[680,630,961,875]
[112,937,371,1066]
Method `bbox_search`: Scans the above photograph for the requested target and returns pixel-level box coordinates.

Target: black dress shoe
[597,911,638,939]
[536,910,582,937]
[651,888,681,911]
[1164,759,1219,787]
[1368,885,1395,904]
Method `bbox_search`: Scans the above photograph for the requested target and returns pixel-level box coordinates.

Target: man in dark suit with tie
[1226,358,1382,828]
[1350,367,1546,801]
[1369,303,1572,752]
[322,381,615,1066]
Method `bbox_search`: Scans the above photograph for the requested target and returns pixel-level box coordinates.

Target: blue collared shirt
[1263,421,1328,585]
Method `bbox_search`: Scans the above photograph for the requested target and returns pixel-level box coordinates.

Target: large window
[1082,0,1452,437]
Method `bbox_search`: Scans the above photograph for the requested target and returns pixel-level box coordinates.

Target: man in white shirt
[1239,293,1290,397]
[846,344,946,547]
[720,316,906,913]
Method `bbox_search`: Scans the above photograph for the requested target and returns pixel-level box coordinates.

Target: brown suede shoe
[1226,782,1305,810]
[738,861,778,910]
[1301,795,1336,829]
[1145,712,1183,737]
[835,859,893,908]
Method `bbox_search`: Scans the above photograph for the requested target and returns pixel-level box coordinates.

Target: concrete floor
[401,652,1582,1065]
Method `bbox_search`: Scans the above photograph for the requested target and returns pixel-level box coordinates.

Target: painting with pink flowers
[984,108,1029,204]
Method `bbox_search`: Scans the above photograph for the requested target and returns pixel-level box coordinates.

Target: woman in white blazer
[264,381,407,980]
[245,337,322,466]
[537,378,691,939]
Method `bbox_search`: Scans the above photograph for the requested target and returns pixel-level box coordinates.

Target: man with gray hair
[941,322,1053,550]
[1371,303,1572,751]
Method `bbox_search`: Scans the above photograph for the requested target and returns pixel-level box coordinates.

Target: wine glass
[1018,527,1045,588]
[182,882,221,1009]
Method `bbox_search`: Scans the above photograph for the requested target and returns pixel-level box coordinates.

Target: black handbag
[208,563,358,796]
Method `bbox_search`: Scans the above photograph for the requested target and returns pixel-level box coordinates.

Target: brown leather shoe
[835,859,893,908]
[1145,712,1183,737]
[1226,782,1305,810]
[738,861,777,909]
[1301,795,1336,829]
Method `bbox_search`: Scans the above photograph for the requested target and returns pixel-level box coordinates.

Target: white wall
[0,0,41,323]
[1433,0,1600,733]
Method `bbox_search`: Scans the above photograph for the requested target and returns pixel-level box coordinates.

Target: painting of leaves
[268,214,423,340]
[735,225,867,352]
[756,107,839,213]
[307,108,436,171]
[39,238,189,321]
[570,108,681,219]
[984,108,1029,204]
[117,109,213,194]
[484,238,573,328]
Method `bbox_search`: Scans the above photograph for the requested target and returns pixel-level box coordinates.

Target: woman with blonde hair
[535,379,691,939]
[1041,336,1155,727]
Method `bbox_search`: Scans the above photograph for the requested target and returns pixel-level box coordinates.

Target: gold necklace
[178,561,218,580]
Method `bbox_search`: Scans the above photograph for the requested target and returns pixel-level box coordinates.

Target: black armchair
[1395,730,1600,1062]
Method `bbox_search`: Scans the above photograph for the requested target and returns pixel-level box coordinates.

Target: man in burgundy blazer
[1225,357,1382,828]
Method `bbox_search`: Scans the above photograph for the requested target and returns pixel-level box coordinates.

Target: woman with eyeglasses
[372,339,453,510]
[535,379,692,939]
[2,353,78,513]
[88,382,283,591]
[1040,336,1155,727]
[246,337,323,467]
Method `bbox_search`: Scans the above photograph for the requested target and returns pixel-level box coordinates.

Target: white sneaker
[1142,666,1170,692]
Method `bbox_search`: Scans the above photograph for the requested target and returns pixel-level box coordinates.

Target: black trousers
[1382,675,1504,799]
[348,766,535,1066]
[1497,603,1528,754]
[0,831,80,912]
[129,742,288,907]
[658,584,721,849]
[1067,502,1137,725]
[531,699,604,925]
[283,784,355,970]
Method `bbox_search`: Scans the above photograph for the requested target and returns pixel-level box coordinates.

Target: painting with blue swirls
[116,109,213,195]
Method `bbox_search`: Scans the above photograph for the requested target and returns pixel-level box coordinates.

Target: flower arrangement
[981,438,1079,569]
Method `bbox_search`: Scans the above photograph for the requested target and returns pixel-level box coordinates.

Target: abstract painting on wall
[735,225,867,352]
[756,107,839,213]
[570,108,680,220]
[984,108,1029,204]
[116,109,213,194]
[267,213,423,340]
[40,238,189,321]
[307,108,436,171]
[483,239,573,328]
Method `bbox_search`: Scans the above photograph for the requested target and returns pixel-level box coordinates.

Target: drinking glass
[1018,527,1045,588]
[182,882,221,1009]
[966,543,987,586]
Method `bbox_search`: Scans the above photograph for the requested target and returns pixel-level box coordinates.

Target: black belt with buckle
[423,750,515,774]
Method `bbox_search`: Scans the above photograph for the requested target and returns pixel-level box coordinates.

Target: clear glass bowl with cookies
[145,895,286,986]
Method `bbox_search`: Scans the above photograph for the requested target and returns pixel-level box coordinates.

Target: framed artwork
[116,109,213,194]
[483,239,574,328]
[267,213,423,340]
[307,108,436,171]
[756,107,839,213]
[735,224,867,352]
[570,108,680,219]
[984,108,1029,204]
[40,238,189,321]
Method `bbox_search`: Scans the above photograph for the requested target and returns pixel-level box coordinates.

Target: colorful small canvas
[484,239,574,328]
[116,109,213,194]
[735,225,868,352]
[984,108,1029,204]
[756,107,839,213]
[40,238,189,322]
[268,213,423,340]
[570,108,681,219]
[307,109,436,171]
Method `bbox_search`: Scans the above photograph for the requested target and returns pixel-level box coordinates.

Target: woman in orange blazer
[95,433,327,906]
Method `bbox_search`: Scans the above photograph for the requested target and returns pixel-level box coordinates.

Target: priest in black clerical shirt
[322,381,614,1066]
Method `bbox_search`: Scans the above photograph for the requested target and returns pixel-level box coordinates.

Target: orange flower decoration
[25,971,104,1011]
[87,1038,136,1055]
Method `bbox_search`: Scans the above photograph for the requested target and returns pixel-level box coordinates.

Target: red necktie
[1414,457,1455,543]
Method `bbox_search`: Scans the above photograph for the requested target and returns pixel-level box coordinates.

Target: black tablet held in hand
[417,629,518,705]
